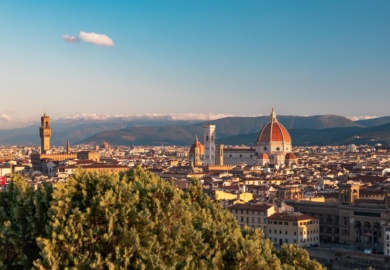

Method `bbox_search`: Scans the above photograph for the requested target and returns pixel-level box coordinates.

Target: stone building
[221,108,298,167]
[31,114,77,171]
[228,203,275,232]
[188,135,204,167]
[267,212,320,247]
[287,183,390,254]
[31,113,99,172]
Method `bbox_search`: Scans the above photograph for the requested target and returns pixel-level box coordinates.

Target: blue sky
[0,0,389,128]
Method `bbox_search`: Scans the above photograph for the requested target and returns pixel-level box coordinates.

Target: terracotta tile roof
[228,203,274,211]
[268,212,317,221]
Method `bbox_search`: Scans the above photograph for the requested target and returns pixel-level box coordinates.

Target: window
[252,217,255,223]
[264,147,267,151]
[206,136,209,141]
[284,222,288,225]
[294,231,296,235]
[269,229,271,233]
[258,218,261,223]
[285,231,288,235]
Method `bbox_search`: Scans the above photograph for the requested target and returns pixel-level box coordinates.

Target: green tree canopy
[1,168,325,269]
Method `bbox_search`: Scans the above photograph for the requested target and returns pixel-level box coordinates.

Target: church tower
[39,113,51,154]
[203,123,216,165]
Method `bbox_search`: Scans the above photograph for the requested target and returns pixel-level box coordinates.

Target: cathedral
[189,108,297,167]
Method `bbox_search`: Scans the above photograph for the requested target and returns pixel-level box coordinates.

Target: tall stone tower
[338,183,360,205]
[203,123,216,165]
[39,113,51,154]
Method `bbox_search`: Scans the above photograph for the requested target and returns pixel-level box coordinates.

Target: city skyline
[1,0,389,128]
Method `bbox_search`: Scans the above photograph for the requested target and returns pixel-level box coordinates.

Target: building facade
[267,212,320,247]
[203,124,216,165]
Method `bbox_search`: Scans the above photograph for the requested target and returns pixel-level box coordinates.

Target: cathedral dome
[256,108,291,144]
[257,152,269,160]
[285,152,297,160]
[189,135,204,154]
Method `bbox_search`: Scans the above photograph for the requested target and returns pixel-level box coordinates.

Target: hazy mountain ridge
[81,115,379,146]
[1,114,390,146]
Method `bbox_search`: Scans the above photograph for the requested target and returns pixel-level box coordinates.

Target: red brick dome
[256,109,291,144]
[285,152,297,160]
[257,152,269,160]
[189,135,204,154]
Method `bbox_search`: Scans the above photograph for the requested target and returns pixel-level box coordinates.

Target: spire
[270,107,277,122]
[195,134,199,144]
[67,140,71,153]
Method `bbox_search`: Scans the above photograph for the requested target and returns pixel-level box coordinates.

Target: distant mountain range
[2,115,390,147]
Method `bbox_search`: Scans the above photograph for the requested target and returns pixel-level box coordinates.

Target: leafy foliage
[277,244,325,270]
[0,174,53,268]
[1,168,325,269]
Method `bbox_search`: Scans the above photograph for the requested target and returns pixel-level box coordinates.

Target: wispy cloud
[56,113,234,122]
[79,31,114,46]
[348,116,378,121]
[0,114,12,122]
[62,34,79,43]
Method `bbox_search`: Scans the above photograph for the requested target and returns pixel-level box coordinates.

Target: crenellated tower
[39,113,52,154]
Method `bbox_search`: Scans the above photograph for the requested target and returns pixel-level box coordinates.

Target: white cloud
[348,116,378,121]
[56,113,234,122]
[62,34,79,43]
[78,31,114,46]
[0,114,12,122]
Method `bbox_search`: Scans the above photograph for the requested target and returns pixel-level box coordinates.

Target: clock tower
[39,113,51,154]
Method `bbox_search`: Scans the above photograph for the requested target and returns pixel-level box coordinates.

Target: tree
[277,243,325,270]
[0,174,53,268]
[1,167,325,269]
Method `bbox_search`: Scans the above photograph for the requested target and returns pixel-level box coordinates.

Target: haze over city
[1,0,389,129]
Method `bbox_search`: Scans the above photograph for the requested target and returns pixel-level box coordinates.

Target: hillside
[219,123,390,146]
[81,115,365,146]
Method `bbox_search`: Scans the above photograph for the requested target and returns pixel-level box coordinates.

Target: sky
[0,0,389,128]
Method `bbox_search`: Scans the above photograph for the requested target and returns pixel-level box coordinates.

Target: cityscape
[1,1,389,269]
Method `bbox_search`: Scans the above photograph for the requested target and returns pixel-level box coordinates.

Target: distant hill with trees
[0,168,324,269]
[81,115,390,147]
[2,114,390,146]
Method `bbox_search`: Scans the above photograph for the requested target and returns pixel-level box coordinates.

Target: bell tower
[39,113,51,154]
[203,123,216,165]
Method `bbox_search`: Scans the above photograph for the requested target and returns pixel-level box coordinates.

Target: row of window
[267,220,318,226]
[239,217,267,224]
[272,237,318,244]
[232,209,266,215]
[269,229,318,235]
